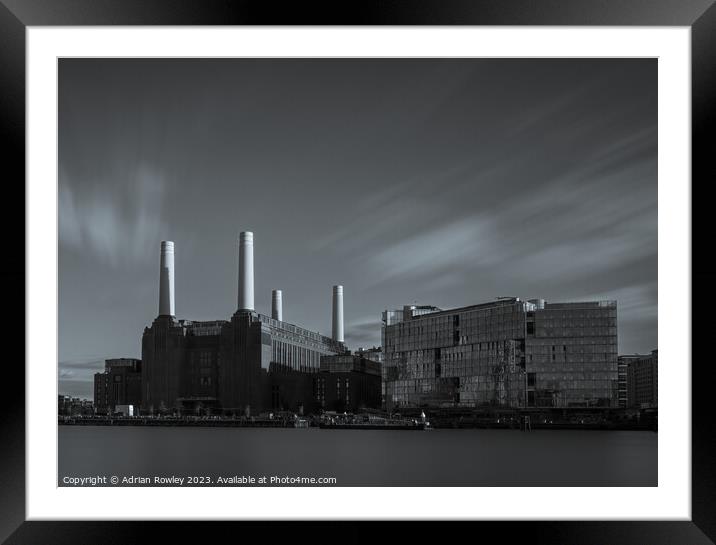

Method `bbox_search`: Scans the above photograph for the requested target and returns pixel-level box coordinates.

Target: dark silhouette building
[267,362,314,414]
[625,349,658,408]
[267,354,383,414]
[315,354,382,412]
[93,358,142,415]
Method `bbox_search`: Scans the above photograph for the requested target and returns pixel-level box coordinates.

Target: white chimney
[332,285,344,343]
[158,241,175,316]
[238,231,254,311]
[271,289,283,321]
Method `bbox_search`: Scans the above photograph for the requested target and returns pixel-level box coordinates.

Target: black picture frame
[2,1,714,543]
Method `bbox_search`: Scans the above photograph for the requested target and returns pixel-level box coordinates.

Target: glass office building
[382,298,618,410]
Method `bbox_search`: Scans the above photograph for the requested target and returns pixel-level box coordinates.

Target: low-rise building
[625,349,658,408]
[316,353,382,412]
[58,396,94,416]
[94,358,142,415]
[58,395,73,416]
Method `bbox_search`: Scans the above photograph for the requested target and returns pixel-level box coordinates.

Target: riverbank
[59,415,656,431]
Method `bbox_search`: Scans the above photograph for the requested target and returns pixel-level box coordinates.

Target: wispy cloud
[58,379,96,399]
[59,163,169,268]
[58,356,106,383]
[326,129,656,293]
[58,356,107,371]
[365,217,496,284]
[344,316,383,349]
[58,356,109,399]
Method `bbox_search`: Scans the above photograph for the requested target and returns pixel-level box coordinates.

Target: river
[58,426,657,486]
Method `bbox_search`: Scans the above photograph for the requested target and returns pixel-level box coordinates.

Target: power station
[141,231,349,415]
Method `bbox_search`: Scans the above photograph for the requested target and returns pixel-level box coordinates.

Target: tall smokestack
[159,241,175,317]
[238,231,254,311]
[271,289,283,321]
[332,285,344,343]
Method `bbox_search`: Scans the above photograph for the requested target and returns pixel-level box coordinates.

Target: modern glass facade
[382,298,618,410]
[617,356,630,408]
[525,301,618,408]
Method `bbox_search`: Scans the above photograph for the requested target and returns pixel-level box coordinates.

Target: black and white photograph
[57,57,659,487]
[2,0,712,540]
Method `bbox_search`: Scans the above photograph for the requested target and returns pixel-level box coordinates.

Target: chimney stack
[332,285,344,343]
[158,241,175,316]
[271,289,283,321]
[238,231,254,311]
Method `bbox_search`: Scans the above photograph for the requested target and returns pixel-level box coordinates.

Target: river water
[58,426,657,486]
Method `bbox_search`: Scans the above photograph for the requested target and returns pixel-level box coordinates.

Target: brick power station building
[139,233,380,416]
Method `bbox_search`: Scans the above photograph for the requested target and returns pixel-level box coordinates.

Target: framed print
[2,0,715,543]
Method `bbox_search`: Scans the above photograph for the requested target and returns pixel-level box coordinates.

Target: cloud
[58,356,106,388]
[310,181,444,256]
[330,137,656,294]
[58,356,107,371]
[58,379,95,399]
[344,316,383,349]
[59,163,169,268]
[365,217,496,284]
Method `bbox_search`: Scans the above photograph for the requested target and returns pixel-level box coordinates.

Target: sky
[58,58,657,398]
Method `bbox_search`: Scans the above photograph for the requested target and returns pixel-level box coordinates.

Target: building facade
[524,300,618,408]
[316,354,382,412]
[382,298,618,410]
[266,353,382,414]
[616,356,632,408]
[94,358,142,415]
[625,349,658,408]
